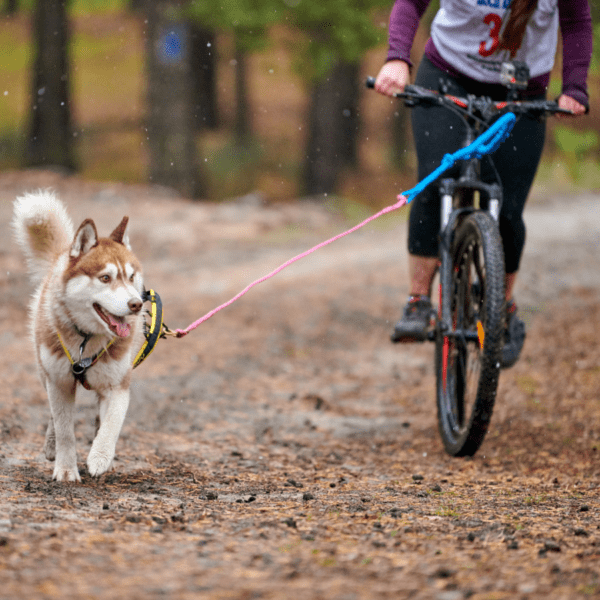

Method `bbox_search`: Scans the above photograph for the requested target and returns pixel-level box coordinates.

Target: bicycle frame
[366,66,572,455]
[437,125,503,344]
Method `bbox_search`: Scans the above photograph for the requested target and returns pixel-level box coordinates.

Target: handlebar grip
[365,76,376,89]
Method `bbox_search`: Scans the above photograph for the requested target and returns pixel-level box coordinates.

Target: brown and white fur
[13,190,144,482]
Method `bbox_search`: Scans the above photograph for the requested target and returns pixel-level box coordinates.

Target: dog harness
[57,288,166,389]
[57,330,116,390]
[133,289,165,368]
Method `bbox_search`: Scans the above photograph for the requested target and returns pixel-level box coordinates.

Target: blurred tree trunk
[129,0,145,11]
[303,62,360,196]
[145,1,205,198]
[4,0,18,15]
[233,34,251,146]
[190,24,218,130]
[24,0,76,171]
[391,104,412,169]
[336,63,360,168]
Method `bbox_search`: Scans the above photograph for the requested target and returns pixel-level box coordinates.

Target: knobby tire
[435,212,505,456]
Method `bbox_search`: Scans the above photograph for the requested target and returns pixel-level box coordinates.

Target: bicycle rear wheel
[436,212,505,456]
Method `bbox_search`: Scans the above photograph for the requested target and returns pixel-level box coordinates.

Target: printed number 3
[479,13,502,57]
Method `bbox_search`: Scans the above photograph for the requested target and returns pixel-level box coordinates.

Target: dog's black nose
[128,298,143,313]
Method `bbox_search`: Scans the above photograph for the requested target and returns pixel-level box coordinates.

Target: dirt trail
[0,171,599,600]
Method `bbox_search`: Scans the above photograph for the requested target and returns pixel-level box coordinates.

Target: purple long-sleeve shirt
[386,0,592,107]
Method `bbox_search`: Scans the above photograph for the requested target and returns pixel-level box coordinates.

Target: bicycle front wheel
[436,212,505,456]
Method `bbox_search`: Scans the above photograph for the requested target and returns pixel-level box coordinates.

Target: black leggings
[408,58,546,273]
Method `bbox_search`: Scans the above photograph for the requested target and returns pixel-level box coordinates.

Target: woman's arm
[387,0,432,66]
[558,0,593,112]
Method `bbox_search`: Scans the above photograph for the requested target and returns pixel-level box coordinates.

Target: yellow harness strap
[133,289,165,369]
[57,331,116,365]
[57,331,116,389]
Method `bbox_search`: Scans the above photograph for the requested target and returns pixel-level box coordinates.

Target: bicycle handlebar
[365,76,573,119]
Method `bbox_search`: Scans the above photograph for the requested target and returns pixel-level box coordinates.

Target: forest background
[1,5,600,597]
[0,0,599,207]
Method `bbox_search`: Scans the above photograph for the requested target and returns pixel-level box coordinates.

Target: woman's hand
[375,60,410,97]
[556,94,587,118]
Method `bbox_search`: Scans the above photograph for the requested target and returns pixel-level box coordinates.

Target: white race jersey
[430,0,559,82]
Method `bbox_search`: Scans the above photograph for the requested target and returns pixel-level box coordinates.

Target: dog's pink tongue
[115,322,131,338]
[108,315,130,338]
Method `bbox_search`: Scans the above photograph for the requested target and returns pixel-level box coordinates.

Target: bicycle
[367,63,571,456]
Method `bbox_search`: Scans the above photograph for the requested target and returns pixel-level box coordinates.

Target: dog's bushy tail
[13,190,75,286]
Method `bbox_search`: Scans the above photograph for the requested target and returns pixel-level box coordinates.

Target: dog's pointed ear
[71,219,98,258]
[109,216,131,249]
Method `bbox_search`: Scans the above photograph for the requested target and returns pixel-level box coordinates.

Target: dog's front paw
[87,448,114,477]
[53,465,81,483]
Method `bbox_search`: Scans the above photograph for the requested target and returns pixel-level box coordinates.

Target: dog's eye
[99,274,111,283]
[129,273,135,282]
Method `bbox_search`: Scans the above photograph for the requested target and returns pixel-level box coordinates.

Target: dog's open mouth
[94,304,131,338]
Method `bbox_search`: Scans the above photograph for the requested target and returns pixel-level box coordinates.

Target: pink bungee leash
[166,114,517,338]
[174,195,408,337]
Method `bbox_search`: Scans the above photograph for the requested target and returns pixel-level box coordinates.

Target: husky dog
[13,190,145,482]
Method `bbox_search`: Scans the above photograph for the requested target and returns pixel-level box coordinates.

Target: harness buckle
[72,357,93,377]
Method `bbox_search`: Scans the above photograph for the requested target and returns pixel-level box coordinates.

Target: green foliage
[553,125,600,181]
[554,126,599,155]
[6,0,130,14]
[187,0,281,51]
[593,23,600,72]
[188,0,389,81]
[71,0,128,13]
[284,0,389,81]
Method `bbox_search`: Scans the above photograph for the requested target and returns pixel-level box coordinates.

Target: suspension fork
[438,179,456,333]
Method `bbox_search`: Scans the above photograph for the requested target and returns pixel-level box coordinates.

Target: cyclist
[374,0,592,368]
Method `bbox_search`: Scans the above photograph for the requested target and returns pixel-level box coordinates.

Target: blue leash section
[401,112,517,203]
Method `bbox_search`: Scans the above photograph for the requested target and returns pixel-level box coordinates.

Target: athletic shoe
[500,299,526,369]
[391,295,434,343]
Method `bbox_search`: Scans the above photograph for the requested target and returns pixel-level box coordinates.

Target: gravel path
[0,171,599,600]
